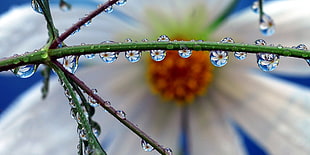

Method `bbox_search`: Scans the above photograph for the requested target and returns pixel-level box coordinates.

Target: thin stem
[259,0,264,22]
[1,41,309,71]
[49,0,120,49]
[52,60,168,154]
[50,62,106,155]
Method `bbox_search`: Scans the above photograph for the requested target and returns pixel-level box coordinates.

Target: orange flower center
[147,48,214,104]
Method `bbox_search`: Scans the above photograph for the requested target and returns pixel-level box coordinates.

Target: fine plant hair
[1,0,310,154]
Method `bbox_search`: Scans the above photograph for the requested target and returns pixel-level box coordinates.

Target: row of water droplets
[251,0,275,36]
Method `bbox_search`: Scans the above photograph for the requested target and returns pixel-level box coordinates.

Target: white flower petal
[215,67,310,154]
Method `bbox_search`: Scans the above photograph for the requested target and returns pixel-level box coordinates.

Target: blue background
[1,1,308,155]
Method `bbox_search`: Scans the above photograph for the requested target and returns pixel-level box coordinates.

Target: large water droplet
[124,38,141,62]
[63,55,79,74]
[12,64,37,78]
[115,110,126,119]
[210,50,228,67]
[59,0,71,12]
[251,1,259,14]
[31,0,43,14]
[234,52,247,60]
[141,139,154,152]
[178,48,192,58]
[88,89,99,107]
[257,53,280,72]
[260,14,275,36]
[78,128,88,141]
[150,35,169,61]
[92,123,101,138]
[104,6,113,13]
[116,0,127,6]
[99,52,118,63]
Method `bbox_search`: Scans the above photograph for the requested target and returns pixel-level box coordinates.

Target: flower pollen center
[147,47,214,105]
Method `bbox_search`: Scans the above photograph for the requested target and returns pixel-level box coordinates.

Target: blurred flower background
[1,0,310,154]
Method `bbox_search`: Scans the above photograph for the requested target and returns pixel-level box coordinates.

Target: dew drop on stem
[12,64,37,78]
[141,139,154,152]
[31,0,43,14]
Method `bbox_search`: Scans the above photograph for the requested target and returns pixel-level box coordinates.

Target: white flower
[1,0,310,155]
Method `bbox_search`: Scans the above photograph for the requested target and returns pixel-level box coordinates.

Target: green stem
[50,62,106,155]
[52,61,168,154]
[1,41,309,71]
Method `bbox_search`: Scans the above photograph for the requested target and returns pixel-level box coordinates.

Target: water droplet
[80,17,91,27]
[76,112,83,124]
[84,146,94,155]
[257,53,280,71]
[88,89,99,107]
[296,44,308,50]
[71,27,81,36]
[59,0,71,11]
[12,64,37,78]
[116,0,127,6]
[104,101,111,107]
[221,37,234,43]
[70,108,77,119]
[63,55,79,73]
[255,39,266,45]
[104,6,113,13]
[234,52,247,60]
[157,35,170,42]
[295,44,310,65]
[69,99,76,108]
[260,14,275,36]
[116,110,126,119]
[277,44,283,49]
[84,54,95,59]
[150,50,166,61]
[31,0,43,14]
[210,50,228,67]
[178,49,192,58]
[78,128,88,141]
[141,139,154,152]
[125,50,141,63]
[251,1,259,14]
[164,148,173,155]
[99,52,118,63]
[92,125,101,138]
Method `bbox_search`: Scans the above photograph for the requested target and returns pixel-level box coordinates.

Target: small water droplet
[59,0,71,11]
[260,14,275,36]
[80,17,92,27]
[257,53,280,71]
[31,0,43,14]
[116,0,127,6]
[221,37,234,43]
[99,52,118,63]
[141,139,154,152]
[125,50,142,63]
[76,112,83,124]
[63,55,79,73]
[88,89,99,107]
[84,54,95,59]
[255,39,266,45]
[296,44,308,50]
[92,125,101,138]
[277,44,283,49]
[234,52,247,60]
[158,35,170,42]
[164,148,173,155]
[115,110,126,119]
[104,6,113,13]
[251,1,259,14]
[78,128,88,141]
[104,101,111,107]
[70,108,77,119]
[12,64,37,78]
[69,99,76,108]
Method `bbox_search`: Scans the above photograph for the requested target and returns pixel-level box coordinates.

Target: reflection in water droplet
[59,0,71,12]
[88,89,99,107]
[104,6,113,13]
[12,64,37,78]
[150,35,169,61]
[115,110,126,119]
[178,46,192,58]
[125,50,142,63]
[210,50,228,67]
[141,139,154,152]
[234,52,247,60]
[70,108,77,119]
[157,35,170,42]
[78,128,88,141]
[164,148,173,155]
[69,100,76,108]
[257,53,280,72]
[31,0,43,14]
[63,55,79,73]
[84,54,95,59]
[251,1,259,14]
[116,0,127,6]
[99,52,118,63]
[255,39,266,46]
[260,14,275,36]
[295,44,310,66]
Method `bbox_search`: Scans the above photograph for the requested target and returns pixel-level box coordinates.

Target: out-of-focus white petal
[188,98,246,155]
[214,63,310,155]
